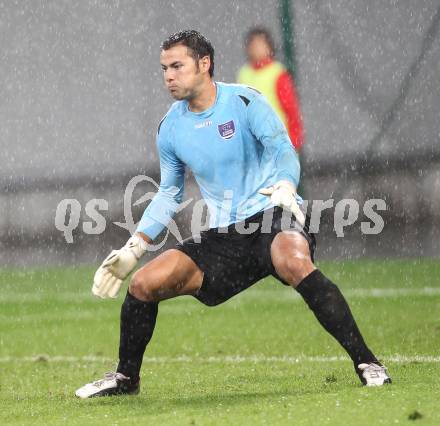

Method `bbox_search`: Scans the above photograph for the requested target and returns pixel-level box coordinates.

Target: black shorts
[175,207,316,306]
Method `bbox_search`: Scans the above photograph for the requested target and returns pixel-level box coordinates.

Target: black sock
[295,270,378,367]
[117,291,158,381]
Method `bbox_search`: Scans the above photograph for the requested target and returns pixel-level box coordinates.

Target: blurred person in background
[237,27,304,152]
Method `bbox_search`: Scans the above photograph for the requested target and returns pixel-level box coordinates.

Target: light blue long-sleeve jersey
[136,82,301,240]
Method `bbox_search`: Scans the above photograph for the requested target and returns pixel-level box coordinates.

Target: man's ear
[199,55,211,74]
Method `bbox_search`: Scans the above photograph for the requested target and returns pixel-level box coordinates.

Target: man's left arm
[247,93,305,225]
[247,93,301,187]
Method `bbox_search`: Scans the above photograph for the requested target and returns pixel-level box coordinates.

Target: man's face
[246,35,272,63]
[160,44,206,100]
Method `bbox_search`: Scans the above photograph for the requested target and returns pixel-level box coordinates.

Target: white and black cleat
[357,362,392,386]
[75,372,140,398]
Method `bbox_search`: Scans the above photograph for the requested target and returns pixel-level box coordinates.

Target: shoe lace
[92,372,128,388]
[364,363,385,378]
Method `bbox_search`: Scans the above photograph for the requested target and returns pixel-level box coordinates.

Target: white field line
[1,287,440,304]
[0,354,439,364]
[3,286,439,323]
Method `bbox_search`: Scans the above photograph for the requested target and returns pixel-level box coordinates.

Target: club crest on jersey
[218,120,235,140]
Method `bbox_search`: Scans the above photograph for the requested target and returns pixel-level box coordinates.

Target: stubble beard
[170,86,197,102]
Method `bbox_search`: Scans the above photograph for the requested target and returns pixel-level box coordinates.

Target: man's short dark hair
[161,30,215,77]
[244,27,276,56]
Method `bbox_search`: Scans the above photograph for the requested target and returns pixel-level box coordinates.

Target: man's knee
[128,270,160,302]
[271,232,316,287]
[275,256,315,287]
[128,249,203,302]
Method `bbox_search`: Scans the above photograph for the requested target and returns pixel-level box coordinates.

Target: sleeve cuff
[136,216,166,241]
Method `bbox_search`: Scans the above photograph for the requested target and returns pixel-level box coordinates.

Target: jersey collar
[184,82,221,118]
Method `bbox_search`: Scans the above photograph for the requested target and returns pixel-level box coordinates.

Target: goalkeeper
[76,30,391,398]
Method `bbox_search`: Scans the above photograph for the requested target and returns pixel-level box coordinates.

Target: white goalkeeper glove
[259,180,305,226]
[92,234,148,299]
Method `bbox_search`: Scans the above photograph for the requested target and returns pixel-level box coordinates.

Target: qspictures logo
[54,175,387,250]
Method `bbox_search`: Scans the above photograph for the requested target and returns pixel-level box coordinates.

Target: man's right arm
[135,128,185,240]
[92,120,185,299]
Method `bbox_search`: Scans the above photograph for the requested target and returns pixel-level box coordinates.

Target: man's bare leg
[270,231,391,385]
[75,249,203,398]
[117,249,203,381]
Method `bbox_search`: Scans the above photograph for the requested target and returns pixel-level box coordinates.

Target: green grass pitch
[1,259,439,425]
